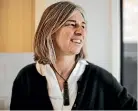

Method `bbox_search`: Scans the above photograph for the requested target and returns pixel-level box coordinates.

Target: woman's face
[53,10,87,56]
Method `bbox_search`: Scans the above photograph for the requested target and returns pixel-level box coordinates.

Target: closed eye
[82,25,85,29]
[64,22,86,29]
[69,23,76,27]
[64,23,76,27]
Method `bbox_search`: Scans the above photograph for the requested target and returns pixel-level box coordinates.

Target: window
[121,0,137,99]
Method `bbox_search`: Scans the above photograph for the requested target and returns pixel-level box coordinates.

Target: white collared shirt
[44,59,88,110]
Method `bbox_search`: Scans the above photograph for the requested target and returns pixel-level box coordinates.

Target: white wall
[111,0,121,82]
[35,0,121,81]
[0,53,34,109]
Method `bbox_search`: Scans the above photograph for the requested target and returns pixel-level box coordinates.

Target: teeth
[72,40,81,44]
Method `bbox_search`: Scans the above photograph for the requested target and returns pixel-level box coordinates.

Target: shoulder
[13,63,38,83]
[17,63,36,76]
[86,61,117,82]
[86,61,112,78]
[86,61,123,92]
[20,63,36,72]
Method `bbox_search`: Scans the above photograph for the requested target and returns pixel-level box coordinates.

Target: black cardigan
[10,62,137,110]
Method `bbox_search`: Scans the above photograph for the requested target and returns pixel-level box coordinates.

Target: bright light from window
[123,0,138,43]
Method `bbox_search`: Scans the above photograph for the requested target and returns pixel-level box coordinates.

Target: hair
[33,1,87,65]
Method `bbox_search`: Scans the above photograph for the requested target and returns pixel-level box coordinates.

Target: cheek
[55,28,74,46]
[63,30,73,39]
[55,33,70,48]
[83,30,87,38]
[59,32,73,46]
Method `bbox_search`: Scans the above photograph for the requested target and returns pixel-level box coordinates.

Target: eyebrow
[66,20,86,24]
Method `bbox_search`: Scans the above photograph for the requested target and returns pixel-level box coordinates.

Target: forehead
[67,10,85,23]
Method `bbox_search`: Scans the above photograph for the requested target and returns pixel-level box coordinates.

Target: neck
[53,55,76,75]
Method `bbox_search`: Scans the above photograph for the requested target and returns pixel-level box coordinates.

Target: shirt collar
[36,59,88,76]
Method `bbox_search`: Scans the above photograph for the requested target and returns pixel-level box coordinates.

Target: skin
[52,10,87,90]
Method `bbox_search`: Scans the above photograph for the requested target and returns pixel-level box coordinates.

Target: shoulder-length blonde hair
[33,1,87,65]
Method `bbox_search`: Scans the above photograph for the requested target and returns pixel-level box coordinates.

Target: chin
[71,49,81,55]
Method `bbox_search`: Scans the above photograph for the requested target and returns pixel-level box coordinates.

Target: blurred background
[0,0,137,109]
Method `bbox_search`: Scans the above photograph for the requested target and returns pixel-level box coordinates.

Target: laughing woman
[10,1,137,110]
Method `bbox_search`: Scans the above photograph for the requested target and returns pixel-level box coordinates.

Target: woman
[10,1,137,110]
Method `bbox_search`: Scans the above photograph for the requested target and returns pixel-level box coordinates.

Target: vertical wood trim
[0,0,35,52]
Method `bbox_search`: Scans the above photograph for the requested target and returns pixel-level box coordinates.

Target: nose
[75,26,84,36]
